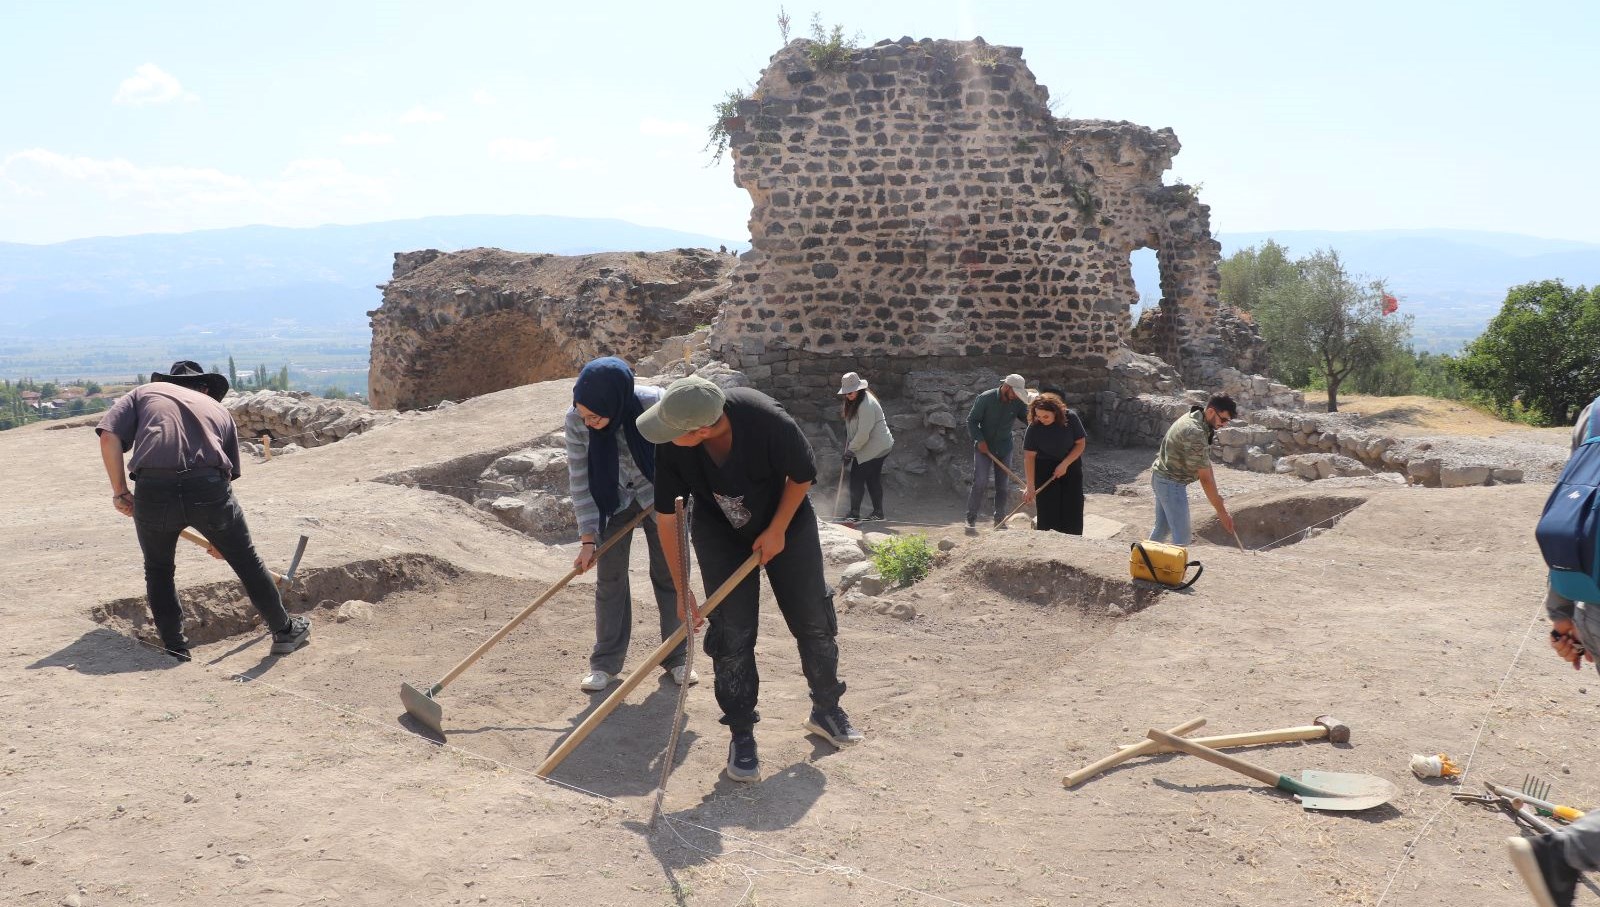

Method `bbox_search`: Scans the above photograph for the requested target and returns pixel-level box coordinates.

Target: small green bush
[868,534,935,588]
[806,14,858,72]
[704,89,747,165]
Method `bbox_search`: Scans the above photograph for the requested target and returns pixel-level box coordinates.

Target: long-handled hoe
[399,507,653,737]
[536,551,761,778]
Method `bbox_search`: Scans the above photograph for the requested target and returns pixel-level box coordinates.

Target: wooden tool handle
[536,552,761,778]
[1146,728,1282,787]
[1000,473,1057,527]
[431,506,654,694]
[1063,717,1205,787]
[983,448,1025,486]
[179,529,286,583]
[1170,725,1329,751]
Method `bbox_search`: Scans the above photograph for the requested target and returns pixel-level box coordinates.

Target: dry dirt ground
[2,383,1594,907]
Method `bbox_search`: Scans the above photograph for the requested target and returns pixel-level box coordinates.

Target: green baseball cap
[636,376,727,443]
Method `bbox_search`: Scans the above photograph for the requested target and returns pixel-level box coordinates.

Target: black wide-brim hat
[152,360,230,401]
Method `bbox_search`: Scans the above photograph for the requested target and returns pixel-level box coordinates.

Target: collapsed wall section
[712,36,1254,424]
[368,248,732,410]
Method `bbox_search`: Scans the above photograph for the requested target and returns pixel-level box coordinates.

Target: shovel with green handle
[1146,728,1398,812]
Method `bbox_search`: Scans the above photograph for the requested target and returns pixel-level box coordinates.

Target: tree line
[0,360,305,432]
[1220,240,1596,425]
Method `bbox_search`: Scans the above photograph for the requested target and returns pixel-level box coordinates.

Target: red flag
[1381,293,1399,316]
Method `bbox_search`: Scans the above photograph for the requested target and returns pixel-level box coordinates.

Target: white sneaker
[669,665,700,686]
[579,670,613,692]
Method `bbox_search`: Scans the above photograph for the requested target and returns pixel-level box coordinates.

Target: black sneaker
[804,705,865,747]
[965,515,977,530]
[165,646,191,663]
[865,512,885,522]
[270,616,311,655]
[1508,835,1578,907]
[992,517,1008,530]
[726,733,760,782]
[844,513,861,523]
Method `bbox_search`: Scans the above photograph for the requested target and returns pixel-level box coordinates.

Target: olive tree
[1253,250,1412,412]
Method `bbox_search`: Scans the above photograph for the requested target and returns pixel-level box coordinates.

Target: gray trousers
[1554,602,1600,869]
[966,446,1011,522]
[590,501,685,674]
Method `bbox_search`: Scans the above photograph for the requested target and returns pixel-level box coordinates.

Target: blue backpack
[1537,398,1600,602]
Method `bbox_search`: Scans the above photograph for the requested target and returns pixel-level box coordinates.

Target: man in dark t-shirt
[641,376,863,783]
[96,361,310,662]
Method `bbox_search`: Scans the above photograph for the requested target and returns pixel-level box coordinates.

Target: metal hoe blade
[400,681,444,736]
[1291,770,1399,812]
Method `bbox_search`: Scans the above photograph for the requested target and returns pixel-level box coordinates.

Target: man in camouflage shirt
[1149,394,1238,546]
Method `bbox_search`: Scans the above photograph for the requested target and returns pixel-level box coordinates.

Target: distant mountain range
[3,218,1598,356]
[0,215,742,337]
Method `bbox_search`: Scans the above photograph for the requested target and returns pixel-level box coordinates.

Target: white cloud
[0,149,390,239]
[472,89,497,106]
[488,137,556,163]
[639,117,695,138]
[113,63,197,106]
[399,106,446,124]
[340,131,395,146]
[557,157,606,174]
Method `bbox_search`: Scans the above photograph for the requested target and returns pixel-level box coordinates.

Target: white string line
[19,612,974,907]
[1370,594,1549,907]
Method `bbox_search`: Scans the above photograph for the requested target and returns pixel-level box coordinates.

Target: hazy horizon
[4,1,1597,246]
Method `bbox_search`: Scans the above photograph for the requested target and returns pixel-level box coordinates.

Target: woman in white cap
[838,372,894,522]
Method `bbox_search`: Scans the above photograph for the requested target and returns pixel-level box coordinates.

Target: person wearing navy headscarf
[565,357,694,691]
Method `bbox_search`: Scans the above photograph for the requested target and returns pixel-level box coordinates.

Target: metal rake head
[1523,774,1553,802]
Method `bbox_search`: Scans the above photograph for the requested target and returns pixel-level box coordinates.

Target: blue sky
[2,0,1597,245]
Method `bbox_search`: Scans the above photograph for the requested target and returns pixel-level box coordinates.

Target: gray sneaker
[804,705,865,747]
[726,733,760,782]
[270,616,311,655]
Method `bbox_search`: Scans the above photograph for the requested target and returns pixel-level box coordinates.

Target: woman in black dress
[1022,393,1088,535]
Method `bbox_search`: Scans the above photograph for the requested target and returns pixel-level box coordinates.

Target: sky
[2,0,1598,246]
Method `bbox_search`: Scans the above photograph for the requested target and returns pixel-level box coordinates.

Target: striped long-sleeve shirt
[565,385,662,537]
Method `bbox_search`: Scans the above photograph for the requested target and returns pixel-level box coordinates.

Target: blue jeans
[1149,472,1193,545]
[133,471,291,651]
[966,447,1011,523]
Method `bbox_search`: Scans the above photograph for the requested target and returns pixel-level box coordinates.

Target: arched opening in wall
[1128,247,1161,321]
[398,312,577,409]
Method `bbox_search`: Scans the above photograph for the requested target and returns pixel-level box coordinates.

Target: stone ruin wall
[367,248,732,411]
[711,37,1260,431]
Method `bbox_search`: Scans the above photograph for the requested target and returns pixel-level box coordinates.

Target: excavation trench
[1197,491,1372,551]
[90,553,464,647]
[956,552,1163,617]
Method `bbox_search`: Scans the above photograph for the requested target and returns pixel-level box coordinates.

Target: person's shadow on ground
[625,755,830,906]
[27,628,185,675]
[539,678,704,799]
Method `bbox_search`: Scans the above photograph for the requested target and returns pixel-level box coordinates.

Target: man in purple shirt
[96,362,310,662]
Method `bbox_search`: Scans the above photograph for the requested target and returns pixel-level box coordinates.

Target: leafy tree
[1254,250,1412,412]
[277,366,290,390]
[1350,344,1418,397]
[1219,239,1296,313]
[135,373,146,385]
[227,355,238,389]
[39,382,58,399]
[84,381,102,395]
[1406,352,1466,400]
[1453,280,1600,425]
